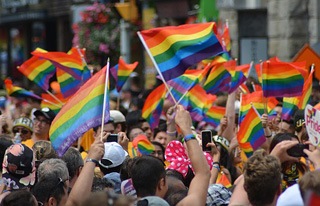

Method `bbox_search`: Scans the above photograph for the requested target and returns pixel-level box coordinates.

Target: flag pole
[175,90,188,106]
[45,90,64,105]
[100,58,110,141]
[137,31,177,105]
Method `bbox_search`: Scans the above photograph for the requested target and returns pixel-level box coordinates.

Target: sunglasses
[13,128,30,135]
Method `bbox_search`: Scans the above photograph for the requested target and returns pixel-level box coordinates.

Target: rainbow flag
[282,97,299,121]
[142,84,166,129]
[32,48,88,80]
[139,22,224,81]
[132,135,155,156]
[218,21,231,53]
[216,172,232,188]
[203,105,226,128]
[167,64,211,96]
[4,78,42,100]
[202,52,230,65]
[18,56,55,91]
[239,91,278,124]
[298,69,314,109]
[235,63,251,77]
[49,64,110,156]
[203,63,231,94]
[262,61,304,97]
[237,106,266,157]
[224,60,247,93]
[116,57,139,92]
[41,93,67,114]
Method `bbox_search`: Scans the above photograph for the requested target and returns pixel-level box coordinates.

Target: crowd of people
[0,73,320,206]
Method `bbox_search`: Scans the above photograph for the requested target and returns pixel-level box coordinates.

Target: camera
[287,143,308,157]
[107,134,118,142]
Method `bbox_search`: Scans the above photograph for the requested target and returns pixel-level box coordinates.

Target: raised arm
[221,92,236,142]
[175,105,210,206]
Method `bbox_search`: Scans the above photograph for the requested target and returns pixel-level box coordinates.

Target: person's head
[294,109,306,134]
[164,170,188,205]
[244,150,282,206]
[140,121,153,140]
[153,129,168,148]
[278,119,295,134]
[33,108,56,139]
[299,170,320,202]
[2,143,36,190]
[91,176,114,192]
[32,140,57,165]
[93,119,115,137]
[37,158,69,184]
[131,156,167,198]
[110,110,127,133]
[61,147,84,188]
[80,191,130,206]
[151,141,165,162]
[99,142,127,175]
[269,133,299,153]
[120,157,138,181]
[2,190,37,206]
[32,175,69,206]
[127,126,144,141]
[12,117,33,141]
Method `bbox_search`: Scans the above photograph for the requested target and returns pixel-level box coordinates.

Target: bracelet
[86,158,99,166]
[212,164,220,172]
[212,161,220,167]
[184,134,196,142]
[167,130,177,135]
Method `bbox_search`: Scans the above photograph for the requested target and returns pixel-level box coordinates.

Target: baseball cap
[294,109,305,129]
[2,143,36,189]
[99,142,128,169]
[213,135,230,151]
[12,117,33,132]
[34,107,56,123]
[110,110,126,123]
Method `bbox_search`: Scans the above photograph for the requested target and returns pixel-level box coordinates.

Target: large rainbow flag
[237,106,266,157]
[49,65,110,156]
[262,61,304,97]
[18,56,55,91]
[138,22,224,81]
[142,84,166,129]
[4,78,42,100]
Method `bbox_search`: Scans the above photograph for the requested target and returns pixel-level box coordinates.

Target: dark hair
[269,133,299,153]
[151,141,165,161]
[165,189,188,206]
[131,156,166,197]
[32,176,67,206]
[2,190,36,206]
[91,177,114,192]
[120,157,138,181]
[219,145,238,184]
[62,147,84,180]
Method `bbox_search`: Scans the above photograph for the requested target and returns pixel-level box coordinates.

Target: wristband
[212,164,220,172]
[184,134,196,142]
[167,130,177,135]
[85,158,99,166]
[212,161,220,167]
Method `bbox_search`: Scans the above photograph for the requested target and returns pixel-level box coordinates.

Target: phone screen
[107,134,118,142]
[201,130,212,151]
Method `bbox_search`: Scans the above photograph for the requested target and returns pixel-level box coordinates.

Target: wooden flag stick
[100,58,110,141]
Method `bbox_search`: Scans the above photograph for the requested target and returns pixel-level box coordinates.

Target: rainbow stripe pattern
[49,65,110,156]
[142,84,166,129]
[262,61,304,97]
[224,60,247,93]
[298,69,314,109]
[132,134,155,156]
[203,62,231,94]
[4,78,42,100]
[203,105,226,128]
[237,106,266,157]
[282,97,299,121]
[41,93,67,114]
[116,57,139,92]
[18,55,55,90]
[139,22,224,81]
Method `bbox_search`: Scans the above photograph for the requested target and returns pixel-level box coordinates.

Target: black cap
[34,107,56,123]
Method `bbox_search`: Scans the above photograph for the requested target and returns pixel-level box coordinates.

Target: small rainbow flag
[49,64,110,156]
[262,61,304,97]
[132,134,155,156]
[18,56,55,91]
[203,105,226,128]
[298,68,314,109]
[4,78,42,100]
[203,63,231,94]
[116,57,138,92]
[142,84,166,129]
[41,93,67,114]
[237,106,266,157]
[282,97,299,121]
[139,22,224,81]
[216,172,232,188]
[224,60,247,93]
[239,91,278,124]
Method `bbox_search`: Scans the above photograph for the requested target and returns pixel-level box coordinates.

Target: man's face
[96,122,115,136]
[33,115,51,138]
[141,122,153,140]
[153,131,168,148]
[12,126,32,141]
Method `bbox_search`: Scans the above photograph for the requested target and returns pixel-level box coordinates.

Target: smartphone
[287,143,309,157]
[107,134,118,142]
[201,130,212,151]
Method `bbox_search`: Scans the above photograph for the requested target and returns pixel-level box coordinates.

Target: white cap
[99,142,127,169]
[110,110,126,123]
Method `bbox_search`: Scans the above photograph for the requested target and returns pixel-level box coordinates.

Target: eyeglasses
[34,118,50,125]
[13,128,30,134]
